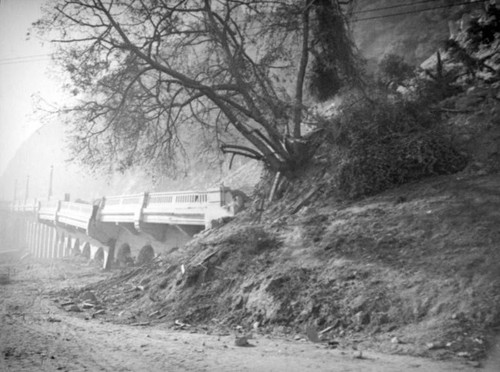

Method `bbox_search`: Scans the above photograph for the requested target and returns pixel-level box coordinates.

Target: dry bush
[377,54,415,87]
[331,94,467,198]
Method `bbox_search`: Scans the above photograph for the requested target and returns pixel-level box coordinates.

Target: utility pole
[48,165,54,200]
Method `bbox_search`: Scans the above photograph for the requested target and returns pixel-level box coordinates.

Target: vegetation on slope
[50,2,500,365]
[61,171,500,362]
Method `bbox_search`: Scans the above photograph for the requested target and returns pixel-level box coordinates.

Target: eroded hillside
[56,170,500,364]
[47,4,500,365]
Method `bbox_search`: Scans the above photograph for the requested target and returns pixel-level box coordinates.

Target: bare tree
[35,0,359,175]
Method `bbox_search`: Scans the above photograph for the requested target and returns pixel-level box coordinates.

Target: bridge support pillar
[48,227,56,259]
[41,224,48,259]
[31,221,37,256]
[18,219,26,251]
[90,244,99,260]
[60,235,65,258]
[26,221,33,255]
[45,225,51,259]
[46,225,52,259]
[34,223,42,258]
[65,236,72,257]
[29,221,35,255]
[56,233,63,258]
[31,222,36,257]
[12,218,20,251]
[103,239,116,271]
[19,219,28,249]
[39,224,44,259]
[61,234,67,258]
[24,220,30,251]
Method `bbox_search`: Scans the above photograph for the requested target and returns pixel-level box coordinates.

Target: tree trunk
[293,1,310,138]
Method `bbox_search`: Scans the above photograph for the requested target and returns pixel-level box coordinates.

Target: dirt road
[0,259,490,372]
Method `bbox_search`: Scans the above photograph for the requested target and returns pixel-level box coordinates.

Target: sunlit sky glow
[0,0,62,175]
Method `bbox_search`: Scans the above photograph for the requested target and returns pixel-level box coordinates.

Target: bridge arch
[117,243,132,266]
[72,238,81,256]
[137,245,155,265]
[82,242,91,258]
[94,247,104,262]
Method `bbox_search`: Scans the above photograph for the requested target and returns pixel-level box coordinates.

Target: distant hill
[0,122,110,202]
[0,121,262,202]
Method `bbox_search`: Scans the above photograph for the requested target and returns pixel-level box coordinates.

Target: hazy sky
[0,0,61,175]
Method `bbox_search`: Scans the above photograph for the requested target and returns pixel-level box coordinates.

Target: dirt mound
[58,172,500,363]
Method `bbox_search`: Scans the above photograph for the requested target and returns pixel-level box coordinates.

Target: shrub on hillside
[377,54,415,87]
[332,93,467,198]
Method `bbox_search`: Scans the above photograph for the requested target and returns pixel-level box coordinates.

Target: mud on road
[1,258,491,372]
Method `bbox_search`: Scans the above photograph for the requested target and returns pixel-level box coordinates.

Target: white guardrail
[98,192,145,224]
[98,187,234,227]
[38,200,59,221]
[58,201,96,231]
[2,186,235,230]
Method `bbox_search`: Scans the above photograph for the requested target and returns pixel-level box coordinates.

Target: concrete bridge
[0,187,238,268]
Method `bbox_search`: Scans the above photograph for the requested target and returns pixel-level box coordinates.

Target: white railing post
[48,226,56,259]
[41,224,47,259]
[204,186,234,229]
[57,233,64,258]
[35,222,42,258]
[54,200,62,225]
[134,192,148,231]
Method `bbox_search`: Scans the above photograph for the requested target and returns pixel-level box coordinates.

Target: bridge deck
[3,186,234,231]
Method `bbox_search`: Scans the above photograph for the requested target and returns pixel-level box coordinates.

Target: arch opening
[94,247,104,262]
[82,243,91,259]
[117,243,133,266]
[72,239,81,256]
[137,245,155,265]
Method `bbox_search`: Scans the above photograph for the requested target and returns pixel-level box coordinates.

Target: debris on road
[235,336,252,347]
[306,325,320,343]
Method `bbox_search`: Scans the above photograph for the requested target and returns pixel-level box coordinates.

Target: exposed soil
[0,257,493,372]
[3,171,499,371]
[82,173,500,359]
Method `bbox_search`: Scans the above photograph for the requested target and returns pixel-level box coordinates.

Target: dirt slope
[2,259,490,371]
[53,171,500,366]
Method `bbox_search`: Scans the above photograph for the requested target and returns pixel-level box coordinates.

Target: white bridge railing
[142,190,210,225]
[38,200,59,221]
[2,186,235,231]
[98,188,233,227]
[58,201,96,231]
[98,193,145,224]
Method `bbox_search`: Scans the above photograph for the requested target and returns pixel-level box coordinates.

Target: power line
[0,54,53,66]
[0,53,51,62]
[354,0,446,15]
[0,58,51,66]
[352,0,489,22]
[0,0,492,66]
[0,58,52,66]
